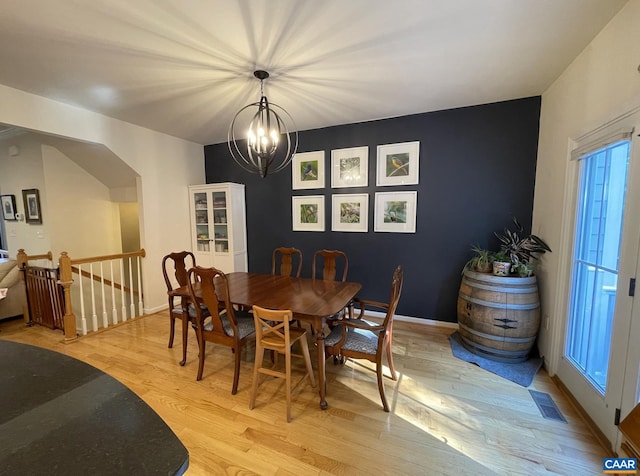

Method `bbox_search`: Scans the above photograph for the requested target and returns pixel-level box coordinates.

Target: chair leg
[168,313,175,348]
[231,344,242,395]
[376,358,389,412]
[300,336,316,388]
[249,344,264,410]
[285,347,292,423]
[179,314,189,366]
[386,341,397,381]
[196,340,206,381]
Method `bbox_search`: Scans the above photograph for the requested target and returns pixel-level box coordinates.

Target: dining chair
[312,249,348,282]
[249,305,316,422]
[272,247,303,278]
[187,266,256,394]
[162,251,199,366]
[312,249,351,326]
[324,265,403,412]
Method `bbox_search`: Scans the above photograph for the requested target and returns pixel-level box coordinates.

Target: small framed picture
[1,194,17,221]
[331,146,368,188]
[376,141,420,186]
[292,151,325,190]
[292,195,325,232]
[22,189,42,224]
[332,193,368,233]
[374,191,417,233]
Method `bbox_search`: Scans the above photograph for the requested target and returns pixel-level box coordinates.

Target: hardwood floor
[0,313,608,475]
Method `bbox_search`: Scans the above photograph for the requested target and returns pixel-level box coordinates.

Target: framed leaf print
[331,146,368,188]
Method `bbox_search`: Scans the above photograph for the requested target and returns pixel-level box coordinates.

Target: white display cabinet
[188,183,247,273]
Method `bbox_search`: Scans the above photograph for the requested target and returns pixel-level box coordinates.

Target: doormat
[528,390,567,423]
[449,331,543,387]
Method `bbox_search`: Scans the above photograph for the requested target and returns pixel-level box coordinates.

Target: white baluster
[137,255,143,316]
[79,264,87,336]
[90,263,98,331]
[120,258,127,321]
[128,257,135,318]
[110,261,117,325]
[100,261,108,329]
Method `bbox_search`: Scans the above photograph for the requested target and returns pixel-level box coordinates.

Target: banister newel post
[16,249,30,323]
[59,251,78,342]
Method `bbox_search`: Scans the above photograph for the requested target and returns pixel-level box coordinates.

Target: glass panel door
[212,191,229,253]
[193,192,211,252]
[566,140,630,392]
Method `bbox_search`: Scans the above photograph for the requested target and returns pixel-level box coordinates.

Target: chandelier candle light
[228,70,298,178]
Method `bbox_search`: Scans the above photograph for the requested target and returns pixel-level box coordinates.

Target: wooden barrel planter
[457,269,540,363]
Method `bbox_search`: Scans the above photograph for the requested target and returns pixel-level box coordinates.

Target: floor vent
[529,390,567,423]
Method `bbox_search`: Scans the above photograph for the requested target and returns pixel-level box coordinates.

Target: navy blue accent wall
[204,96,541,322]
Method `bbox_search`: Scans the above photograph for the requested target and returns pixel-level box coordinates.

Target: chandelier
[228,70,298,178]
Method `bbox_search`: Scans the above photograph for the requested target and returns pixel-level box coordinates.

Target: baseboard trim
[551,375,614,455]
[362,310,458,329]
[145,304,168,314]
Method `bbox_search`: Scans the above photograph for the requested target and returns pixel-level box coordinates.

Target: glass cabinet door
[212,191,229,253]
[193,192,211,252]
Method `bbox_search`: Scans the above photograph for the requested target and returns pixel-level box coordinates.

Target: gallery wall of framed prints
[292,141,419,234]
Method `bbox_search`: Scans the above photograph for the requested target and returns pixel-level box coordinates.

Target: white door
[556,114,640,446]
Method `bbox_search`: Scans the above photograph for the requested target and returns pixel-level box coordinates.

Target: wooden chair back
[312,249,348,282]
[272,247,303,278]
[162,251,195,292]
[250,305,315,422]
[188,266,255,393]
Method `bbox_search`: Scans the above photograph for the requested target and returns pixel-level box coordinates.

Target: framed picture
[22,188,42,224]
[374,191,417,233]
[292,151,325,190]
[332,193,368,232]
[376,141,420,186]
[292,195,325,232]
[1,194,17,221]
[331,146,368,188]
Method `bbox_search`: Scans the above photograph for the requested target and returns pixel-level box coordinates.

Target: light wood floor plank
[0,312,608,475]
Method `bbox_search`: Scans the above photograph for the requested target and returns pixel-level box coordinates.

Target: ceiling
[0,0,629,146]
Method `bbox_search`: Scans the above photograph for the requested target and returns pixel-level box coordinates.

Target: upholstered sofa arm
[0,259,27,320]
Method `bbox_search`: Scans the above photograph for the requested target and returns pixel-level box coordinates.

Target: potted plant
[494,217,552,276]
[464,245,493,273]
[491,251,512,276]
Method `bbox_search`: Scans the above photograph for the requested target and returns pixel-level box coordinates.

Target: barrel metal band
[458,292,540,310]
[461,277,538,294]
[458,322,536,343]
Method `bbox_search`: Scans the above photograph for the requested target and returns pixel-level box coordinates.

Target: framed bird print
[374,191,417,233]
[331,146,368,188]
[292,195,325,231]
[292,151,325,190]
[332,193,368,232]
[376,141,420,186]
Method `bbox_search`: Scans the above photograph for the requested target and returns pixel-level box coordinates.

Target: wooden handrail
[69,249,146,265]
[70,266,141,298]
[17,249,54,269]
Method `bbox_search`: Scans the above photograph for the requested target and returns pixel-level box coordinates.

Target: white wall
[0,135,51,257]
[534,0,640,368]
[0,84,205,311]
[42,144,122,258]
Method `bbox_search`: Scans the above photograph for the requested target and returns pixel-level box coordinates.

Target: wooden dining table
[172,271,362,409]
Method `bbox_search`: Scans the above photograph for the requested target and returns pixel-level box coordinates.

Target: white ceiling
[0,0,629,146]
